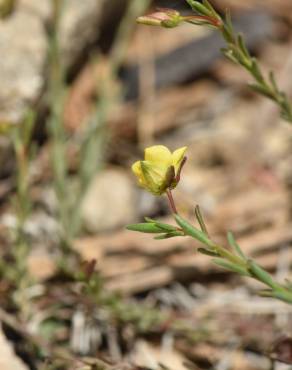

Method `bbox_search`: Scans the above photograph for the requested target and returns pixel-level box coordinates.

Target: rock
[73,237,104,262]
[59,0,104,68]
[81,168,137,233]
[27,249,56,281]
[0,0,47,123]
[0,324,29,370]
[129,340,187,370]
[0,0,106,124]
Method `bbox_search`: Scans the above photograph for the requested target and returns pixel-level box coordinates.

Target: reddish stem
[184,15,222,28]
[166,189,178,214]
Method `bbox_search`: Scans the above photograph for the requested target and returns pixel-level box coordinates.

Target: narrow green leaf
[249,83,274,99]
[260,289,292,304]
[251,58,264,82]
[221,26,234,43]
[202,0,218,17]
[224,9,234,35]
[186,0,211,16]
[227,231,246,260]
[187,19,216,27]
[202,0,213,9]
[126,223,166,234]
[144,217,177,232]
[222,48,238,64]
[154,231,185,240]
[174,214,214,247]
[271,290,292,304]
[195,205,209,236]
[198,248,219,257]
[247,260,279,289]
[185,0,196,10]
[237,34,250,59]
[154,234,167,240]
[258,289,274,297]
[213,258,249,276]
[269,71,279,94]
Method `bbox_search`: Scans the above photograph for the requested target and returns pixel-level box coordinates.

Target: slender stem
[166,189,178,214]
[184,14,222,27]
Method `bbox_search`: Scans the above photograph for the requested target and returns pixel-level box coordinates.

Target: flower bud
[136,8,183,28]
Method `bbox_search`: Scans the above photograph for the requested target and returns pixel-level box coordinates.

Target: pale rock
[59,0,103,67]
[0,0,106,124]
[73,237,104,262]
[81,169,137,233]
[27,249,56,281]
[130,339,187,370]
[0,0,47,123]
[0,324,29,370]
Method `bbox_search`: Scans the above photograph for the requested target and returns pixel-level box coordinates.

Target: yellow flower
[132,145,187,195]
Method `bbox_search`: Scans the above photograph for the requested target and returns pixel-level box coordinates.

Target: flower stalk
[128,144,292,305]
[129,2,292,305]
[166,189,178,214]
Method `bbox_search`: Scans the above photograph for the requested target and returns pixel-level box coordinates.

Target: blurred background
[0,0,292,369]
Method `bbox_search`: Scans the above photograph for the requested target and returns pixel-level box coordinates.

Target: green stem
[47,0,74,248]
[212,244,245,266]
[174,212,292,304]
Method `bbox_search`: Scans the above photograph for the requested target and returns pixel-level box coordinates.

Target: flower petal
[141,161,161,194]
[146,163,167,181]
[172,146,187,171]
[145,145,172,168]
[132,160,142,177]
[132,161,147,187]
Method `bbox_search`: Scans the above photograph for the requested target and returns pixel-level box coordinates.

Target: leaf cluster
[127,217,184,239]
[127,206,292,304]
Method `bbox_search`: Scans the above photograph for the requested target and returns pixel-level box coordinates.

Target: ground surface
[0,1,292,369]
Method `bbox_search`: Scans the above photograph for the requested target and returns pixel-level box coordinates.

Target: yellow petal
[132,160,142,177]
[144,145,172,168]
[132,161,147,187]
[141,161,161,194]
[172,146,187,171]
[145,163,168,184]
